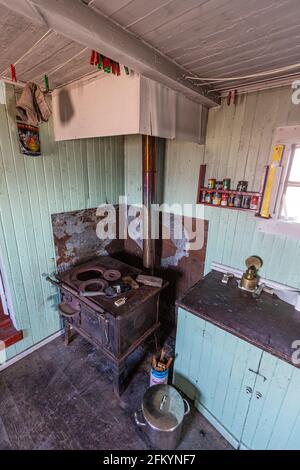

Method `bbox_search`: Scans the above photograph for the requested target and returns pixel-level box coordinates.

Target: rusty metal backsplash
[51,207,123,272]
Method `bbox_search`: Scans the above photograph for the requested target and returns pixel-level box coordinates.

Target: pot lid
[142,385,185,431]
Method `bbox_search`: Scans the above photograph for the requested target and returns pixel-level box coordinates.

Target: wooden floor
[0,333,233,450]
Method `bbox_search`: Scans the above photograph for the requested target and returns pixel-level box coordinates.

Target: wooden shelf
[199,202,257,212]
[196,165,262,213]
[199,187,261,197]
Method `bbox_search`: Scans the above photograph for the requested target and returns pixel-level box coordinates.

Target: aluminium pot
[134,384,190,450]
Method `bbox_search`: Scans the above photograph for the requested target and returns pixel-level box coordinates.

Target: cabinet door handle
[255,391,263,399]
[246,386,253,394]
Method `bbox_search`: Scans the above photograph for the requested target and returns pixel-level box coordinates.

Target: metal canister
[228,193,235,207]
[242,194,251,209]
[237,180,248,192]
[234,193,243,208]
[150,368,168,387]
[212,192,221,206]
[208,178,216,189]
[250,195,259,210]
[223,178,231,190]
[205,192,212,204]
[216,180,223,190]
[221,193,228,206]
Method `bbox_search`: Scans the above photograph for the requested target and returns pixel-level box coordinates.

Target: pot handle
[183,398,190,416]
[134,409,146,427]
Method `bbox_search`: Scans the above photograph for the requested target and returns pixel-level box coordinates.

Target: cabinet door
[240,351,300,450]
[173,309,261,446]
[174,307,207,400]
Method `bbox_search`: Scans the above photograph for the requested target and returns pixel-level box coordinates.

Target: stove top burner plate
[71,266,106,283]
[79,278,109,294]
[103,269,121,282]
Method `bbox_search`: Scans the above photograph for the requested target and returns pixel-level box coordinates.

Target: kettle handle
[134,409,146,427]
[183,398,190,416]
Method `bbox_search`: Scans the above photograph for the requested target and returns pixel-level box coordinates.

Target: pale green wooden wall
[125,85,300,288]
[0,84,124,360]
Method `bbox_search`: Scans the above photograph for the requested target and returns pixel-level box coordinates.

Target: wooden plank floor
[0,333,233,450]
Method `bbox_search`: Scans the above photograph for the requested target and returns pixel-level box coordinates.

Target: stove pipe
[142,135,156,272]
[142,135,166,272]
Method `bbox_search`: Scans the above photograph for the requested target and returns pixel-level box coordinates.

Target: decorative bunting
[89,50,130,77]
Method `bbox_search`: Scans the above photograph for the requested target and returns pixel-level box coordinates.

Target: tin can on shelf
[221,193,228,206]
[212,192,221,206]
[223,178,231,190]
[234,193,243,208]
[208,178,216,189]
[205,192,212,204]
[228,193,235,207]
[216,180,223,190]
[237,180,248,192]
[250,195,259,210]
[242,194,251,209]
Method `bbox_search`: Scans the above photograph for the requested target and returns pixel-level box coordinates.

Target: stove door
[80,304,111,350]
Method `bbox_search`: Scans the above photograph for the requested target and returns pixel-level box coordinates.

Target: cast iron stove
[48,255,166,396]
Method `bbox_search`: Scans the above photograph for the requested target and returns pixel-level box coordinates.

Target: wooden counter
[174,271,300,449]
[176,270,300,367]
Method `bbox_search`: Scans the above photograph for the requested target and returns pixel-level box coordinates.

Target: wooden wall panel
[0,84,124,360]
[124,85,300,289]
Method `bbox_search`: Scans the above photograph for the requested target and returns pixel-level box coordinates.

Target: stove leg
[112,361,126,397]
[64,320,72,346]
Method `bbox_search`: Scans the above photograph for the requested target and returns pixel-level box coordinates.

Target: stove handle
[46,275,61,288]
[99,313,110,347]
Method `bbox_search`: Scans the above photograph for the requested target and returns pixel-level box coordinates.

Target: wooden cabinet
[174,308,300,450]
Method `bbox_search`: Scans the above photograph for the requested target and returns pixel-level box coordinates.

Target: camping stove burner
[103,269,121,282]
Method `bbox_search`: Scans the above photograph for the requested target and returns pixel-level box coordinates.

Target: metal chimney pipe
[142,135,157,272]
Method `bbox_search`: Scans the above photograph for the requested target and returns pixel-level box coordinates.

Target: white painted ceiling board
[1,0,300,92]
[91,0,300,89]
[0,5,48,74]
[108,0,175,28]
[123,0,206,36]
[91,0,133,17]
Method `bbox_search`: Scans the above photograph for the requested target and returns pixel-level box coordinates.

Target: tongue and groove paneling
[0,83,124,360]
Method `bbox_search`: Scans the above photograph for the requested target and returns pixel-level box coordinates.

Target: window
[280,146,300,222]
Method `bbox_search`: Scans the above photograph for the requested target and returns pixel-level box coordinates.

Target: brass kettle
[240,256,263,292]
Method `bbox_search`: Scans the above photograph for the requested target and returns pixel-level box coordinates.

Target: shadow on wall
[58,88,74,123]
